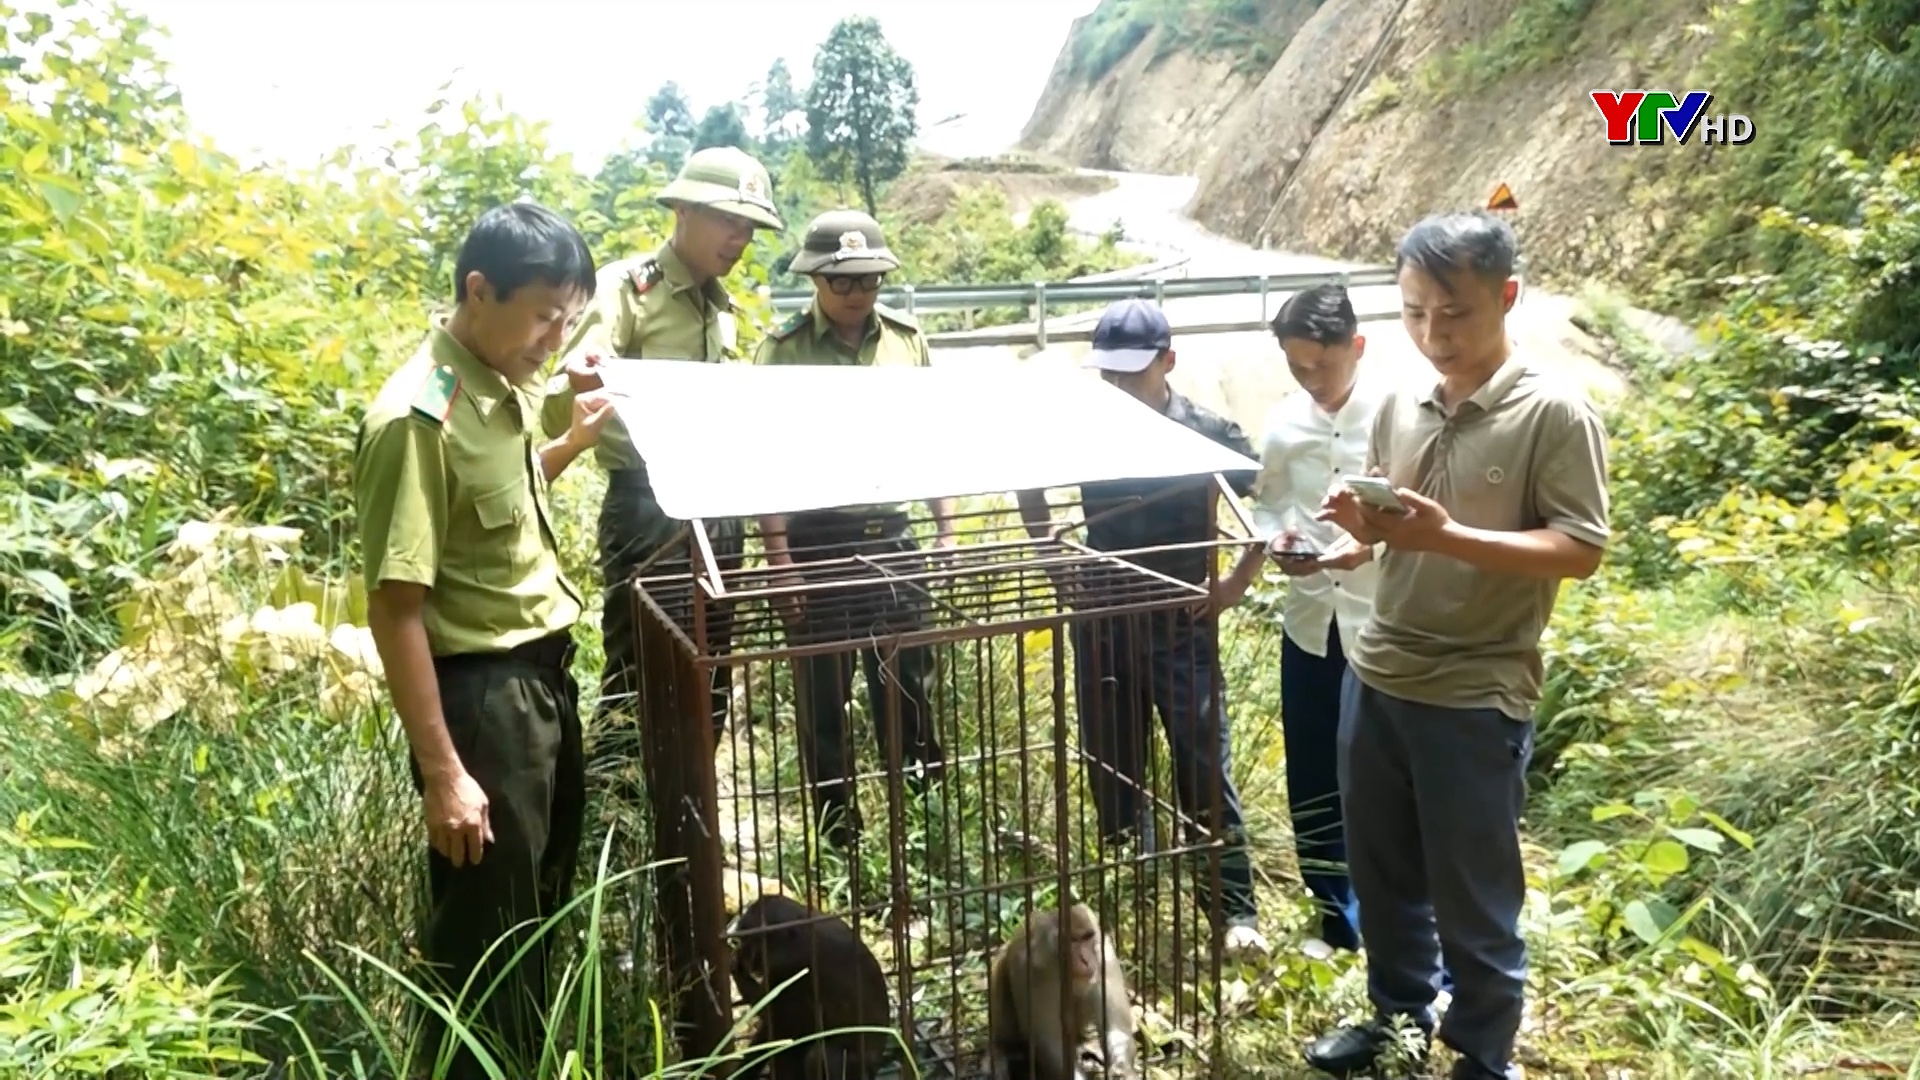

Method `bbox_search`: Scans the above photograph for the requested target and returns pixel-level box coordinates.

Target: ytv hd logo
[1590,90,1754,146]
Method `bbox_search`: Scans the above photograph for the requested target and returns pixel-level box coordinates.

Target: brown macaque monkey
[731,894,893,1080]
[987,901,1138,1080]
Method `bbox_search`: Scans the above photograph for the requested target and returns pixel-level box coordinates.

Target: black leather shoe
[1303,1023,1389,1076]
[1304,1021,1430,1077]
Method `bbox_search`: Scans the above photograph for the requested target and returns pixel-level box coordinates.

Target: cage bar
[627,494,1252,1080]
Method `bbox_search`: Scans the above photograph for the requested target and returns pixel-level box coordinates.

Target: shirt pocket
[469,481,528,588]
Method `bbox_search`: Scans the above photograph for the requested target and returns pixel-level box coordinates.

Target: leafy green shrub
[1545,789,1767,1025]
[880,188,1143,329]
[1415,0,1599,97]
[1601,150,1920,584]
[1532,577,1662,780]
[0,520,421,1066]
[0,812,269,1076]
[1068,0,1278,81]
[1659,0,1920,303]
[0,3,617,676]
[1070,0,1168,79]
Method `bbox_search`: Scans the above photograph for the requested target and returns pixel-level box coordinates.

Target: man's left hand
[1357,488,1454,551]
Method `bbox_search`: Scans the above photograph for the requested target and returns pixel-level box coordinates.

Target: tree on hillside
[588,145,662,240]
[693,103,750,152]
[645,81,695,173]
[758,58,805,156]
[804,16,919,216]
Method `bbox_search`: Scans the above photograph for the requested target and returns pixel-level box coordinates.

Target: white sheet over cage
[592,358,1263,521]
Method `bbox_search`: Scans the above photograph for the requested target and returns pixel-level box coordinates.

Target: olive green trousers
[411,631,584,1080]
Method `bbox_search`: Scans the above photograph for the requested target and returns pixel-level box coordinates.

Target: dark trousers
[412,632,585,1080]
[592,468,743,791]
[1279,621,1362,951]
[786,511,946,845]
[1071,609,1257,922]
[1337,671,1533,1076]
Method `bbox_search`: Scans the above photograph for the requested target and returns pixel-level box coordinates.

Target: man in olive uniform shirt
[540,146,785,788]
[354,202,609,1079]
[753,209,953,847]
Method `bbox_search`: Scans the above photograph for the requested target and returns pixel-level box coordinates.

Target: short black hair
[453,201,597,304]
[1269,284,1357,345]
[1394,211,1517,295]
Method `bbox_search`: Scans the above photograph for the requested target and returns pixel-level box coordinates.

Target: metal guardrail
[1070,254,1192,283]
[767,266,1399,317]
[764,253,1195,316]
[927,309,1401,348]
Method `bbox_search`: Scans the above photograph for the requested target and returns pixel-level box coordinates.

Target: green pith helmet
[788,208,900,276]
[656,146,784,230]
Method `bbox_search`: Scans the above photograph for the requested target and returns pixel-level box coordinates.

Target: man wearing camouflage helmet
[753,209,953,848]
[541,146,784,792]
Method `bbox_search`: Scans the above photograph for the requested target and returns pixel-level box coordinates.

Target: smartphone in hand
[1268,535,1322,561]
[1344,475,1409,514]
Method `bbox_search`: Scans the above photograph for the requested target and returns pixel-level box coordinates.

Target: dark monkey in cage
[730,894,894,1080]
[988,901,1140,1080]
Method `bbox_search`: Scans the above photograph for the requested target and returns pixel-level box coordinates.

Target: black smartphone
[1268,537,1322,560]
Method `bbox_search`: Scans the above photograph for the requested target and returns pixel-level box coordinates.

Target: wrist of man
[417,754,466,786]
[1427,521,1477,559]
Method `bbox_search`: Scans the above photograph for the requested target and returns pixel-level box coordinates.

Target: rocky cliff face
[1018,0,1711,286]
[1016,28,1257,175]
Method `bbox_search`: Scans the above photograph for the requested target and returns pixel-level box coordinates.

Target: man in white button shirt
[1248,284,1383,956]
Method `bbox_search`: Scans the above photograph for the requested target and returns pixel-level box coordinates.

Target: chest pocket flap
[472,482,524,532]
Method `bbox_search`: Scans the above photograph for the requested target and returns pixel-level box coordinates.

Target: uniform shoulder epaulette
[874,302,920,333]
[408,363,460,425]
[626,257,664,297]
[770,310,810,340]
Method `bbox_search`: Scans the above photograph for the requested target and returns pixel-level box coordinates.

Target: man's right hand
[567,389,615,450]
[1317,485,1383,545]
[565,353,605,393]
[1271,531,1324,577]
[425,770,492,867]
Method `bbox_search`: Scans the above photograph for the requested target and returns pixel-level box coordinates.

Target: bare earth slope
[1018,0,1712,286]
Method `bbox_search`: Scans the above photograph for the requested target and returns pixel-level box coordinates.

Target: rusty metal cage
[626,490,1256,1080]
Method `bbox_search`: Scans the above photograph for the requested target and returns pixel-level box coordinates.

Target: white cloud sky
[118,0,1101,169]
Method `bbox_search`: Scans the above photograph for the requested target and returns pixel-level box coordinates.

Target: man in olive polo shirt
[540,146,785,791]
[355,202,610,1079]
[754,209,953,848]
[1304,211,1611,1080]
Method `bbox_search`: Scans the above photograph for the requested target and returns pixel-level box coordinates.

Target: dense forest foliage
[4,0,1920,1077]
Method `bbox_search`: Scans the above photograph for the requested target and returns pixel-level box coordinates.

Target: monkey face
[1070,924,1100,982]
[731,937,769,1000]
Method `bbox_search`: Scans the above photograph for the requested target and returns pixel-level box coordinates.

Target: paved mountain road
[933,168,1640,436]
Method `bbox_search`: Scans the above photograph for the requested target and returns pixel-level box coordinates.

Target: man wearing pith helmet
[753,208,954,848]
[540,145,784,799]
